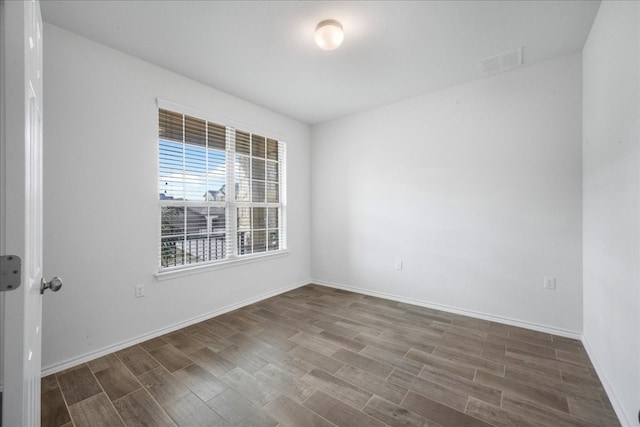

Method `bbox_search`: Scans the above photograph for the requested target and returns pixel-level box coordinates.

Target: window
[158,107,286,271]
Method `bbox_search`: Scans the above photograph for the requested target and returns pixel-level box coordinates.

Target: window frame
[156,99,288,280]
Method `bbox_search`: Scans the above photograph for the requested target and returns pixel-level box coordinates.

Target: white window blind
[158,107,286,270]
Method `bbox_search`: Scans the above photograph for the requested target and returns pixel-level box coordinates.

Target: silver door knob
[40,276,63,294]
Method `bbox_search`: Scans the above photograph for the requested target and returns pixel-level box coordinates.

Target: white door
[1,0,46,425]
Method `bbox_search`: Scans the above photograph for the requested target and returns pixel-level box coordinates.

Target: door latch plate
[0,255,22,291]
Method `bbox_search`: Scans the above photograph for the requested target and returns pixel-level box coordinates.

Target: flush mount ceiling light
[315,19,344,51]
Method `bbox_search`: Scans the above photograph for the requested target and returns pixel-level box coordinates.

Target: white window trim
[155,249,290,281]
[156,99,288,276]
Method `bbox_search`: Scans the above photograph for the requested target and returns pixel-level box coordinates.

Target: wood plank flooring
[41,284,620,427]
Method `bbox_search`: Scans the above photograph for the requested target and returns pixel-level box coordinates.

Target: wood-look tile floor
[41,284,620,427]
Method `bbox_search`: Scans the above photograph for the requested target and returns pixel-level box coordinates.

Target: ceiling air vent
[479,47,523,76]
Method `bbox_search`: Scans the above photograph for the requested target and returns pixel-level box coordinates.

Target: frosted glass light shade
[315,19,344,50]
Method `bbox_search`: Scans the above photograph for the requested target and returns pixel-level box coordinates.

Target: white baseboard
[312,279,582,340]
[41,279,311,376]
[581,335,633,426]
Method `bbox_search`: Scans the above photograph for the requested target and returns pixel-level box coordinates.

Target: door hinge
[0,255,22,291]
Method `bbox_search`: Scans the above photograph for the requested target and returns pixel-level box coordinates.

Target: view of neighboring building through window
[158,107,285,270]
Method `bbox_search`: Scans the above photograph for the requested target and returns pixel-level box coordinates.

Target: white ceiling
[41,1,600,125]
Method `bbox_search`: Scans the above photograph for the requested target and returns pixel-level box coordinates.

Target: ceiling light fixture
[315,19,344,51]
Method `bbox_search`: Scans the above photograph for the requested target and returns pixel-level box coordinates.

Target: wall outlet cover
[135,284,144,298]
[543,277,556,290]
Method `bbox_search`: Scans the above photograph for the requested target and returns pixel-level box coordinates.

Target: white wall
[582,2,640,425]
[311,54,583,334]
[41,24,311,370]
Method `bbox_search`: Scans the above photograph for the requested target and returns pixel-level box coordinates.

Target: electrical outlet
[135,284,144,298]
[395,260,403,270]
[543,277,556,290]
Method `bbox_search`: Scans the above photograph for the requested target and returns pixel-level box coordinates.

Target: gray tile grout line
[107,346,174,425]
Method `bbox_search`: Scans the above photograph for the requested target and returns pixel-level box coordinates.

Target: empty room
[1,0,638,426]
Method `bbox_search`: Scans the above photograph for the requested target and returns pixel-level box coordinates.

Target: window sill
[155,250,290,282]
